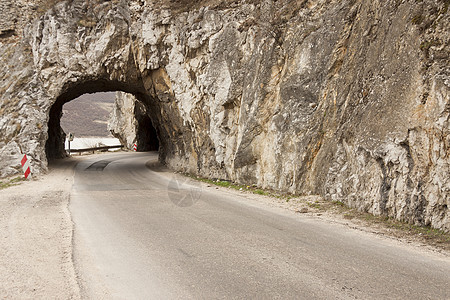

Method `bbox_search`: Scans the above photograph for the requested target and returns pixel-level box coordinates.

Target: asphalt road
[70,152,450,299]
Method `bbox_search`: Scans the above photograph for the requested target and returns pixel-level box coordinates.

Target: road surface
[70,152,450,299]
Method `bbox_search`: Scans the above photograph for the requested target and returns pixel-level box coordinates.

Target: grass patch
[343,213,355,220]
[186,175,288,198]
[307,202,323,210]
[186,173,450,251]
[0,176,26,190]
[332,200,346,207]
[331,204,450,251]
[215,180,233,188]
[254,189,267,196]
[191,177,243,191]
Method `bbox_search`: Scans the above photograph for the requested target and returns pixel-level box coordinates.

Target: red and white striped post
[20,154,31,179]
[133,143,137,151]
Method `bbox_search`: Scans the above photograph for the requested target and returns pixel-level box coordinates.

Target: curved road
[70,152,450,299]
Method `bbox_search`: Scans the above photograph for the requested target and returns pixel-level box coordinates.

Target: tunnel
[45,79,160,160]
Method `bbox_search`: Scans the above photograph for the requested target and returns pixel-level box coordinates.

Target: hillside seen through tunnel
[48,91,159,157]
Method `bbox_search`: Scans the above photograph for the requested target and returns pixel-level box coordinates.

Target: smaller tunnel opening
[45,80,161,160]
[134,101,159,152]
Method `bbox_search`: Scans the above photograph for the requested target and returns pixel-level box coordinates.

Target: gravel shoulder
[192,181,450,257]
[0,159,80,299]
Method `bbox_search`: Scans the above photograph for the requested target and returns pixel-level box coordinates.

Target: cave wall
[0,0,448,231]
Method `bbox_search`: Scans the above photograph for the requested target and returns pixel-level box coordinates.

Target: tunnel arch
[45,78,161,160]
[0,0,226,183]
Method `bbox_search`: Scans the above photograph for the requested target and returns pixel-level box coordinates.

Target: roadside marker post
[133,143,137,151]
[21,154,31,179]
[68,132,74,155]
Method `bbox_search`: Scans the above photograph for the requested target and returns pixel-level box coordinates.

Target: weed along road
[70,152,450,299]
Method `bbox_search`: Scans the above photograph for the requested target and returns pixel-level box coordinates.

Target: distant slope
[61,92,115,137]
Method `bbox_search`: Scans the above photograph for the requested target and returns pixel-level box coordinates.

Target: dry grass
[0,176,27,190]
[188,174,450,253]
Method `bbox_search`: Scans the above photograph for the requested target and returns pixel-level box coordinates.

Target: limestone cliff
[108,92,138,150]
[0,0,448,231]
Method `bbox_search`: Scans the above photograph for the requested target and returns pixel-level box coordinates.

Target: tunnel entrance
[134,100,159,152]
[45,80,160,160]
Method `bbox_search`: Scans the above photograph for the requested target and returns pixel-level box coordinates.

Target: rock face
[0,0,448,231]
[108,92,138,150]
[108,91,159,151]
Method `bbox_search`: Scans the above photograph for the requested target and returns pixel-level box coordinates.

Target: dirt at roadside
[225,190,450,256]
[184,173,450,256]
[0,159,80,299]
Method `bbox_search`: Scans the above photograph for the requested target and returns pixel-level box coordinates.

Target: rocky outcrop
[108,92,138,150]
[0,0,448,231]
[108,91,159,151]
